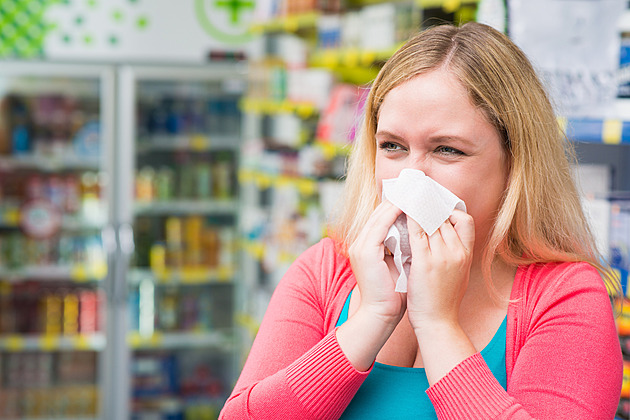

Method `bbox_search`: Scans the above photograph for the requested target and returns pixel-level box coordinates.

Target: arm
[221,201,407,419]
[426,263,623,419]
[219,241,369,420]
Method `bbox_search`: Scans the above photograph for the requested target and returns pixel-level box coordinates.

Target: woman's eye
[379,142,404,152]
[435,145,464,155]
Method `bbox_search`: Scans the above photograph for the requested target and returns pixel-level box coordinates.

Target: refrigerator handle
[102,224,118,304]
[113,223,135,304]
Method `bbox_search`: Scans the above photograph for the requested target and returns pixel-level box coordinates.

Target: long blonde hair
[330,22,620,297]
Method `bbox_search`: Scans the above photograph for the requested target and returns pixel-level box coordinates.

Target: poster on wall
[0,0,254,62]
[509,0,625,118]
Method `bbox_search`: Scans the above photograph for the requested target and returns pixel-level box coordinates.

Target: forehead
[377,71,486,131]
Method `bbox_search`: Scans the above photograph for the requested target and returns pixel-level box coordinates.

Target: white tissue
[382,169,466,292]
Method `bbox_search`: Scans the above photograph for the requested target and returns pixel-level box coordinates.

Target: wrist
[412,317,461,340]
[336,307,399,371]
[359,303,404,330]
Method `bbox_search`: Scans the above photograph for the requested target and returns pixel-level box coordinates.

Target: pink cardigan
[221,238,622,419]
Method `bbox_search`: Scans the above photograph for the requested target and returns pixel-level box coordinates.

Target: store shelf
[136,134,240,153]
[0,207,104,230]
[346,0,479,9]
[19,418,96,420]
[309,45,400,69]
[249,0,479,34]
[0,154,100,172]
[562,118,630,144]
[240,97,319,118]
[0,263,107,283]
[134,199,238,215]
[20,416,94,420]
[241,239,299,264]
[129,267,234,285]
[250,11,320,34]
[127,330,234,350]
[0,333,105,352]
[239,169,319,195]
[313,139,352,159]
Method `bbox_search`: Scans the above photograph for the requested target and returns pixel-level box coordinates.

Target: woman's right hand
[337,200,405,371]
[348,200,406,327]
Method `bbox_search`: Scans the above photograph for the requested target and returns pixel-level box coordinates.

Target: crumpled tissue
[382,168,466,292]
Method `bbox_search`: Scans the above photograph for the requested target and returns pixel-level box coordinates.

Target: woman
[221,22,622,419]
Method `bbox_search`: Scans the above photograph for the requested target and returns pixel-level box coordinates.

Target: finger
[357,201,403,244]
[426,221,448,253]
[406,216,429,253]
[438,218,461,250]
[448,210,475,253]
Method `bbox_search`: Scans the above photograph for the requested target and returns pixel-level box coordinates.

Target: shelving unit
[0,62,114,420]
[0,61,245,419]
[117,64,245,420]
[236,0,480,360]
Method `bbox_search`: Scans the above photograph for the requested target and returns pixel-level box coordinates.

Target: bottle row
[253,0,461,53]
[128,284,232,334]
[134,216,235,271]
[0,232,105,272]
[0,281,103,335]
[0,351,98,418]
[137,95,241,139]
[0,171,103,216]
[0,93,100,159]
[132,351,227,420]
[135,154,235,203]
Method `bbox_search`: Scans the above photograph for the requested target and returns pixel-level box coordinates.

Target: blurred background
[0,0,630,419]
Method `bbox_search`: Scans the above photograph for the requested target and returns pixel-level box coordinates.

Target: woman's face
[374,69,509,255]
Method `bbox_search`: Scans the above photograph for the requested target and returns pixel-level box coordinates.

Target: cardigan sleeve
[219,240,368,420]
[426,262,623,419]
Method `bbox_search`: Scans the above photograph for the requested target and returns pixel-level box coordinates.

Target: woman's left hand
[405,209,475,332]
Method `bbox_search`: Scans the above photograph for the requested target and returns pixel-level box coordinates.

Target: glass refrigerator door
[0,62,115,419]
[118,64,245,420]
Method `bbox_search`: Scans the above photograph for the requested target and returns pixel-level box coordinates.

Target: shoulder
[516,261,606,296]
[513,261,612,320]
[282,237,354,298]
[277,237,355,330]
[293,237,346,266]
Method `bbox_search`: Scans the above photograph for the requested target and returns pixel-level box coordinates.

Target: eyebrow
[374,130,405,142]
[375,130,476,147]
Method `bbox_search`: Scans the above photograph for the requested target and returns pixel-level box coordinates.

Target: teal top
[335,291,507,419]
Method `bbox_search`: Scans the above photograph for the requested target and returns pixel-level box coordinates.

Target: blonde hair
[330,22,620,297]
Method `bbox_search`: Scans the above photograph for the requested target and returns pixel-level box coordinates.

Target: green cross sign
[215,0,254,24]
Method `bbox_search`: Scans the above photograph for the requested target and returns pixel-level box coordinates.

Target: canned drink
[156,166,175,201]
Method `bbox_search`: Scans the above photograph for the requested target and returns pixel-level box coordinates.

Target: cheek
[374,157,402,189]
[459,176,507,230]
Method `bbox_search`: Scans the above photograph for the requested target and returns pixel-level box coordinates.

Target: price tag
[603,120,622,145]
[218,265,232,281]
[284,16,299,32]
[73,335,91,350]
[442,0,462,13]
[557,116,568,133]
[322,50,337,68]
[257,174,273,189]
[344,49,359,68]
[128,332,142,348]
[190,134,209,151]
[296,103,315,119]
[149,333,163,347]
[71,265,88,282]
[4,335,25,351]
[40,335,59,351]
[297,179,317,196]
[361,51,377,67]
[4,208,20,226]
